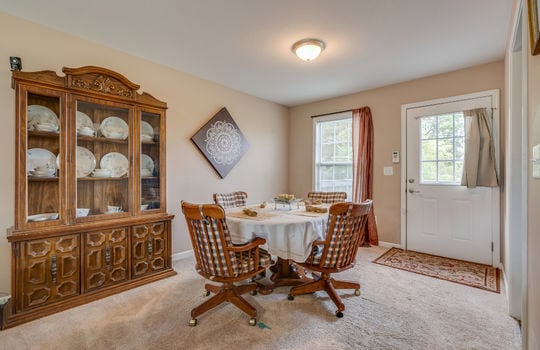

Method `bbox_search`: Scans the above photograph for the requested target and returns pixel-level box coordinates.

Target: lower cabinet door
[18,234,80,312]
[84,228,129,292]
[131,221,169,278]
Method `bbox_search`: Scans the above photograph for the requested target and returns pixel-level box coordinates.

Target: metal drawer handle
[105,244,111,271]
[51,254,57,284]
[147,238,153,260]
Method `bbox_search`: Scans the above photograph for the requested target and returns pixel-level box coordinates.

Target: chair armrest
[228,237,267,253]
[312,240,326,247]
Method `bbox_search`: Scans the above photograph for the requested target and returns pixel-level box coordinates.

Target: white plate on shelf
[28,212,58,222]
[27,105,59,131]
[76,111,94,131]
[141,154,154,175]
[141,121,154,140]
[100,152,129,178]
[76,146,96,178]
[27,148,57,173]
[100,116,128,140]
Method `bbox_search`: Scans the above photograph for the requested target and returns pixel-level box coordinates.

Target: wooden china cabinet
[4,66,175,328]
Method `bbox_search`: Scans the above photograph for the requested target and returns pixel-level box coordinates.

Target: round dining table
[226,206,329,293]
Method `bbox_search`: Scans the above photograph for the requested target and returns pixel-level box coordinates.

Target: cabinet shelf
[77,135,128,144]
[28,176,59,182]
[77,176,129,181]
[28,130,60,138]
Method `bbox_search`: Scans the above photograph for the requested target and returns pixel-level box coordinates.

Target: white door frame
[400,90,501,268]
[505,0,528,324]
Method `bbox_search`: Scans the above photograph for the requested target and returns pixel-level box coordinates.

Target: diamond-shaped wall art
[191,107,249,178]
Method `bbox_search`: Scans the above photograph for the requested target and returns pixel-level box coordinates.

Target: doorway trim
[400,90,501,267]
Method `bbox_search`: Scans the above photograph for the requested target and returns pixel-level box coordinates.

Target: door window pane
[419,112,464,184]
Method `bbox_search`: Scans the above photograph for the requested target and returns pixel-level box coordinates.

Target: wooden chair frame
[182,201,268,326]
[288,201,372,317]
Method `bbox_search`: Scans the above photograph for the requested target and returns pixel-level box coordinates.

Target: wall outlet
[383,166,393,176]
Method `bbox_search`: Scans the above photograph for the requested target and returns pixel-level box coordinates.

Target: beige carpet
[0,246,521,350]
[374,247,500,293]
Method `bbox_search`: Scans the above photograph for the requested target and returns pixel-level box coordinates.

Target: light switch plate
[533,162,540,178]
[383,166,393,176]
[533,144,540,160]
[392,151,400,163]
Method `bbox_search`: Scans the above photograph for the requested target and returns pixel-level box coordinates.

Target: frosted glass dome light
[292,38,326,61]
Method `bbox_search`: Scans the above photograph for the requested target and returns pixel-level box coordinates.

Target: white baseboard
[172,250,194,262]
[378,241,402,248]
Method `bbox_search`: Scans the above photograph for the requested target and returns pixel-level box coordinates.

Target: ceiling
[0,0,512,107]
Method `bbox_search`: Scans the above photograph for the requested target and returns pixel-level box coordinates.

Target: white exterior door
[402,91,499,265]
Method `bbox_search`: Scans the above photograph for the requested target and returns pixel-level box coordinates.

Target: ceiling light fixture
[292,38,325,62]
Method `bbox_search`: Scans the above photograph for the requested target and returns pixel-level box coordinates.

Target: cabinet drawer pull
[147,237,153,260]
[51,254,57,285]
[105,244,111,271]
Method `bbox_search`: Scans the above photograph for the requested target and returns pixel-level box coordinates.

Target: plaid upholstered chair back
[182,202,239,278]
[213,191,248,209]
[314,200,372,269]
[307,191,347,203]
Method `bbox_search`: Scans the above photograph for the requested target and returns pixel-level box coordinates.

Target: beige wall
[527,4,540,347]
[0,12,289,293]
[289,61,504,245]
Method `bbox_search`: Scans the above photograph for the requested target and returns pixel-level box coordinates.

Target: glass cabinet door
[74,99,131,219]
[140,111,161,212]
[24,89,64,225]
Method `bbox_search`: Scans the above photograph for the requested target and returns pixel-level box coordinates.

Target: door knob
[408,188,420,194]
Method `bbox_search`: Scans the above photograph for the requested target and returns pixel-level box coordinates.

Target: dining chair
[213,191,248,209]
[181,201,271,326]
[307,191,347,203]
[287,200,372,318]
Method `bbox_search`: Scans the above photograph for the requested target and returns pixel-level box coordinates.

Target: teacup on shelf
[76,208,90,217]
[141,134,153,142]
[107,205,122,213]
[78,126,94,136]
[140,204,149,211]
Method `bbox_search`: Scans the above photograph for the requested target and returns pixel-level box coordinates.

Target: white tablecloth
[225,208,328,261]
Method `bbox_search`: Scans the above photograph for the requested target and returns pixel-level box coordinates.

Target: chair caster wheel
[189,318,197,326]
[287,294,295,301]
[249,318,257,326]
[250,290,258,296]
[202,290,210,297]
[354,289,361,296]
[336,311,344,318]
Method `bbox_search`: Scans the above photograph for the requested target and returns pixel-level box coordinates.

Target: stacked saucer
[35,122,58,132]
[91,168,111,178]
[30,166,55,177]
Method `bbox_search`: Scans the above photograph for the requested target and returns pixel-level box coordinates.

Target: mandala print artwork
[191,107,249,178]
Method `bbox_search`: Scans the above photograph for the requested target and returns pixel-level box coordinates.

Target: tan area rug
[373,247,500,293]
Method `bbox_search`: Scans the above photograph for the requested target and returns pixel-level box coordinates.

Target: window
[313,113,353,198]
[419,112,464,184]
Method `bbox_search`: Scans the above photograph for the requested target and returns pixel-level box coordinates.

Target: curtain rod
[311,108,355,119]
